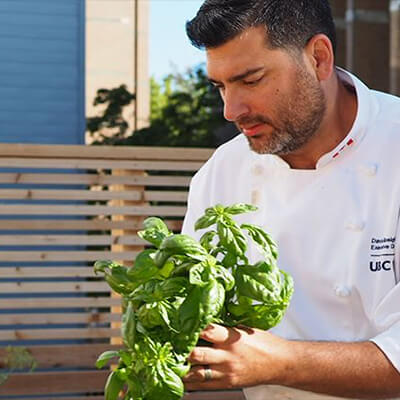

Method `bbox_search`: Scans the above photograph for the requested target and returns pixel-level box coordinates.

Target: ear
[304,34,334,82]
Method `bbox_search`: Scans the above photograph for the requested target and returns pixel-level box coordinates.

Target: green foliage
[0,346,37,385]
[94,203,294,399]
[89,65,227,148]
[87,85,135,143]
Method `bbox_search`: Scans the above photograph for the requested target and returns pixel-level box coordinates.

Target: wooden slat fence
[0,144,245,399]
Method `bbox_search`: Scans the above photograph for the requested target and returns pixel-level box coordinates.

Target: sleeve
[369,216,400,373]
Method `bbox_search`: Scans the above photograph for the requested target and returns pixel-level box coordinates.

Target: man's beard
[239,66,327,155]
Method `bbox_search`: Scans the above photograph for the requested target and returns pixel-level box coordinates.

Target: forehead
[206,26,290,80]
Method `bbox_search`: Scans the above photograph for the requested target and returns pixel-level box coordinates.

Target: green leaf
[280,270,295,303]
[96,351,120,369]
[138,217,171,248]
[122,302,136,349]
[105,266,133,296]
[94,260,123,275]
[105,370,124,400]
[199,230,218,251]
[138,303,164,329]
[217,219,247,256]
[194,214,218,231]
[143,217,170,235]
[241,224,278,261]
[154,234,207,267]
[235,264,281,304]
[212,264,235,291]
[189,262,210,287]
[128,249,159,283]
[224,203,258,215]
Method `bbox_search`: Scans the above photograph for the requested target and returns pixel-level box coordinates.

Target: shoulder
[372,90,400,130]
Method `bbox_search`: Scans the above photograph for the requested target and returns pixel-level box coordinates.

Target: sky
[150,0,205,81]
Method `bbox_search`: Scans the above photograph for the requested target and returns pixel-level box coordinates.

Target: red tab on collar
[332,138,355,159]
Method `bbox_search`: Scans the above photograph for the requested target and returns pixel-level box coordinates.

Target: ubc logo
[369,260,393,272]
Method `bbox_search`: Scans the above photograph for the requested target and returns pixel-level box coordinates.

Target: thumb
[200,323,242,345]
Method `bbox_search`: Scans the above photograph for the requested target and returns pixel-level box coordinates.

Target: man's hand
[183,324,400,399]
[183,323,293,391]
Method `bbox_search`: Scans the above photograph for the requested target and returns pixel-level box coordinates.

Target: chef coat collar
[259,67,379,171]
[316,68,379,168]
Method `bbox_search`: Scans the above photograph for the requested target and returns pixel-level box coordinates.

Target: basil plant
[94,203,294,400]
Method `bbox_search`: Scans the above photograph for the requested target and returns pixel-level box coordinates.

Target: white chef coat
[182,69,400,399]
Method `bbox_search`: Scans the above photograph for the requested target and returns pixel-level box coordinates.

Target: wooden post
[110,169,146,345]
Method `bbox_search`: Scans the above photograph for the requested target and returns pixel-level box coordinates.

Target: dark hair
[186,0,337,55]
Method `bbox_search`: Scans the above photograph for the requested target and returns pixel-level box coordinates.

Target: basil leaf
[94,260,123,275]
[128,249,158,282]
[241,223,278,261]
[95,351,120,369]
[199,230,218,251]
[154,234,207,267]
[143,217,170,235]
[138,217,171,248]
[217,219,247,256]
[224,203,258,215]
[235,265,280,304]
[194,214,218,231]
[105,370,124,400]
[122,302,136,349]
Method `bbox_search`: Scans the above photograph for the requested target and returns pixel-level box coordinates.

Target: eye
[213,84,225,93]
[243,77,263,86]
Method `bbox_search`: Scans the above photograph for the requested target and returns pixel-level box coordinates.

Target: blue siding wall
[0,0,85,144]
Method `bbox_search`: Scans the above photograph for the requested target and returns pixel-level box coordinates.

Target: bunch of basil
[94,203,293,400]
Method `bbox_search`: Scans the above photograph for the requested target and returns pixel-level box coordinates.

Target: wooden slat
[145,190,188,202]
[0,312,121,325]
[0,297,121,309]
[0,267,98,278]
[0,393,245,400]
[0,204,187,216]
[0,188,142,201]
[0,344,121,369]
[0,370,109,394]
[25,397,104,400]
[0,281,110,294]
[0,172,192,186]
[0,157,204,171]
[0,189,188,202]
[0,251,137,262]
[0,219,183,231]
[0,327,120,341]
[184,392,245,400]
[31,397,104,400]
[0,234,145,246]
[0,143,214,161]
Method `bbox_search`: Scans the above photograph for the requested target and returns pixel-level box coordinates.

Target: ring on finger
[204,366,212,381]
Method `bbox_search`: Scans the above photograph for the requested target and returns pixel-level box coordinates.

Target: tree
[86,85,135,144]
[87,65,236,148]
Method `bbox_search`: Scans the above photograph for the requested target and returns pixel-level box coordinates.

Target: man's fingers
[188,346,227,365]
[183,364,224,383]
[200,323,243,344]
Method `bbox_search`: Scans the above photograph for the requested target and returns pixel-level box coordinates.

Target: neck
[279,72,358,170]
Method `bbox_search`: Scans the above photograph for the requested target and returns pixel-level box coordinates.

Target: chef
[182,0,400,399]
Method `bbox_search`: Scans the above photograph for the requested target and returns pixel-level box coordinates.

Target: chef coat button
[345,221,365,231]
[252,164,264,176]
[335,285,352,297]
[358,163,378,177]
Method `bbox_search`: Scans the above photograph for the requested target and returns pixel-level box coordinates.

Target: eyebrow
[208,67,265,85]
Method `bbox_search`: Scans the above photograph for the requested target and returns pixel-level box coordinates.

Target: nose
[223,90,250,122]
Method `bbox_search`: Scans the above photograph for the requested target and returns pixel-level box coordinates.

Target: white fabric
[182,69,400,399]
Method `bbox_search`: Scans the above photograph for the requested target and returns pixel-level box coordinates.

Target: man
[181,0,400,399]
